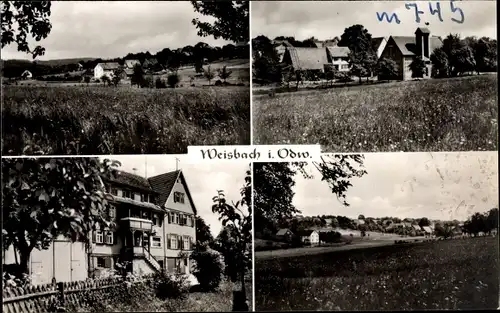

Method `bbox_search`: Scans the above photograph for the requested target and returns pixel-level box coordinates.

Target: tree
[195,59,204,73]
[1,2,52,59]
[339,24,377,83]
[111,69,122,86]
[358,214,365,220]
[486,208,499,234]
[430,47,449,78]
[204,66,215,85]
[324,64,336,86]
[101,75,110,86]
[2,158,120,276]
[189,242,224,291]
[418,217,431,228]
[83,76,91,85]
[252,35,282,84]
[211,165,251,302]
[254,155,367,236]
[196,216,214,246]
[214,225,240,281]
[167,73,180,88]
[131,64,144,87]
[376,57,398,81]
[217,65,233,83]
[191,1,249,43]
[409,56,426,78]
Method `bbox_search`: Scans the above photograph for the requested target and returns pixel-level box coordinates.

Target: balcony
[121,217,153,231]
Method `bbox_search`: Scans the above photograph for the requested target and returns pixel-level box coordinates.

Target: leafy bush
[155,77,166,89]
[167,73,180,88]
[150,271,189,299]
[190,244,225,291]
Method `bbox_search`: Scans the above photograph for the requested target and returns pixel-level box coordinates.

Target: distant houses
[275,228,294,242]
[296,230,320,245]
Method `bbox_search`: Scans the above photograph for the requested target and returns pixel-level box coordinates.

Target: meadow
[254,237,498,311]
[2,85,250,155]
[253,74,498,152]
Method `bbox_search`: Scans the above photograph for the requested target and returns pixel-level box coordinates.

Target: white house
[94,62,120,79]
[21,70,33,79]
[326,46,350,72]
[124,59,141,69]
[297,230,320,245]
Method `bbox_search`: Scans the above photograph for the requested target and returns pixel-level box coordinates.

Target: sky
[100,155,249,237]
[252,1,497,41]
[292,152,498,222]
[1,1,231,61]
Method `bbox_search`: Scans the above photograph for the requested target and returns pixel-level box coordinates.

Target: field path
[256,236,428,260]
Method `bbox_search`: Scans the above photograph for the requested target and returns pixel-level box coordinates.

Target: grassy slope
[255,237,498,311]
[2,85,250,155]
[253,75,498,152]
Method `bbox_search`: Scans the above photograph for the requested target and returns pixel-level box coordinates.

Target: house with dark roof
[282,47,330,72]
[4,168,197,285]
[276,228,294,242]
[378,28,443,81]
[326,46,350,72]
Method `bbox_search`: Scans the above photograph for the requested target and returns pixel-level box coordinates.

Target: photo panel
[2,155,252,312]
[251,1,497,152]
[253,152,498,311]
[1,1,250,156]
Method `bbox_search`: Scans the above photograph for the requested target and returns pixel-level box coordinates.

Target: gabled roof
[285,47,329,70]
[276,228,293,236]
[107,169,154,193]
[124,59,141,68]
[422,226,433,233]
[389,36,443,56]
[327,46,350,58]
[96,62,120,70]
[416,27,431,34]
[148,170,197,215]
[412,225,421,231]
[273,40,293,47]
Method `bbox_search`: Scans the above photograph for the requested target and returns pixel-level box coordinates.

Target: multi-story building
[2,169,197,285]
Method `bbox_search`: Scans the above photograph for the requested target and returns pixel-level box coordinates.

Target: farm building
[422,226,434,237]
[275,228,294,242]
[125,59,141,69]
[94,62,120,79]
[273,40,294,62]
[353,219,365,226]
[282,47,330,72]
[2,169,196,285]
[296,230,320,245]
[412,224,422,232]
[143,58,159,70]
[378,28,443,81]
[21,70,32,79]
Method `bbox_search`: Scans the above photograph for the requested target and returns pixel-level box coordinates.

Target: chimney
[415,28,431,58]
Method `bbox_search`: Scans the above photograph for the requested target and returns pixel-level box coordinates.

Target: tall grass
[255,237,498,311]
[2,86,250,155]
[253,75,498,152]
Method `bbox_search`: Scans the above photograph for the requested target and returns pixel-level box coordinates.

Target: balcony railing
[120,217,153,231]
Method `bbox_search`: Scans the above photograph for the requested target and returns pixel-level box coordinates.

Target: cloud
[293,152,498,221]
[252,1,497,40]
[101,155,249,237]
[1,1,232,60]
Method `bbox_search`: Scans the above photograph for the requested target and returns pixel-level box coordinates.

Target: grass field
[255,237,498,311]
[253,74,498,152]
[2,85,250,155]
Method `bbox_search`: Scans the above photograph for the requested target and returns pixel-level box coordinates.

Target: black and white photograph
[254,152,498,311]
[252,1,497,152]
[1,1,250,155]
[2,155,252,312]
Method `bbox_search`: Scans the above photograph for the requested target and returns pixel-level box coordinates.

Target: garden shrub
[190,245,225,291]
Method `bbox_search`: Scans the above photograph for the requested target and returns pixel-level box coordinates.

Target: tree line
[253,24,497,85]
[1,42,249,79]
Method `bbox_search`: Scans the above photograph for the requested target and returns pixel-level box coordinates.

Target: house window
[97,257,106,268]
[183,237,190,250]
[95,231,104,244]
[170,235,178,250]
[152,236,161,248]
[109,206,116,218]
[105,231,114,244]
[173,192,185,204]
[341,64,349,70]
[152,213,158,226]
[134,193,141,201]
[123,190,132,199]
[111,188,118,196]
[174,213,179,224]
[186,216,192,227]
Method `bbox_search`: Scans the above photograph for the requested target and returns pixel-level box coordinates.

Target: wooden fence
[2,276,133,313]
